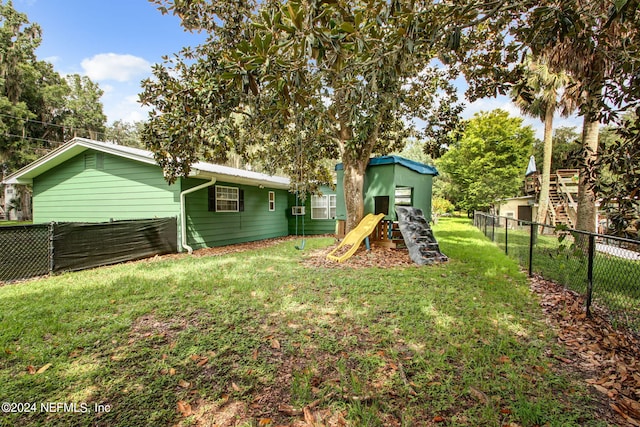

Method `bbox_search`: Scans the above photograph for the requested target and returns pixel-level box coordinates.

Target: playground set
[325,156,447,265]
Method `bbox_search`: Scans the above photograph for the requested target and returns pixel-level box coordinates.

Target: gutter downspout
[180,178,216,254]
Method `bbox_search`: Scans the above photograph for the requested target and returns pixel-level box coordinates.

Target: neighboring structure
[493,195,538,223]
[335,155,438,227]
[523,169,580,228]
[1,184,32,221]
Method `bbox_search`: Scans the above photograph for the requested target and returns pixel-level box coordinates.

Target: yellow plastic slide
[327,213,386,262]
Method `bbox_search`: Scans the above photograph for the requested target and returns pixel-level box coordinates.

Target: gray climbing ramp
[395,206,448,265]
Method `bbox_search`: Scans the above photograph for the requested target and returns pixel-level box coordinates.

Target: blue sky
[17,0,581,139]
[17,0,206,124]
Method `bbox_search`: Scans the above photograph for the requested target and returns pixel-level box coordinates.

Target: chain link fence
[1,218,177,283]
[0,224,51,282]
[474,212,640,338]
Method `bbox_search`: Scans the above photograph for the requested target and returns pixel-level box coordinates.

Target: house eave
[3,137,157,185]
[2,137,291,190]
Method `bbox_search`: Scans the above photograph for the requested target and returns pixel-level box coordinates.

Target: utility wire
[0,112,111,141]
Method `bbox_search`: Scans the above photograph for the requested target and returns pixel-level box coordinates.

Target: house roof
[335,155,438,176]
[3,137,291,189]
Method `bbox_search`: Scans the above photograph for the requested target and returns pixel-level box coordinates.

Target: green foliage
[0,2,107,174]
[141,0,463,230]
[531,126,582,172]
[432,196,454,216]
[105,120,146,148]
[438,109,535,212]
[595,113,640,238]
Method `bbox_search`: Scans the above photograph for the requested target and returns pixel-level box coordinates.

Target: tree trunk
[575,115,599,233]
[536,103,554,225]
[342,154,368,232]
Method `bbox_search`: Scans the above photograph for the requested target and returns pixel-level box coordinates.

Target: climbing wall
[395,206,448,265]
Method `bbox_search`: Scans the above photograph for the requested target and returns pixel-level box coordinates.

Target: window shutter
[208,186,216,212]
[239,189,245,212]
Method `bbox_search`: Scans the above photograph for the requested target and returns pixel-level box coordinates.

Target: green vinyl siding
[182,178,288,250]
[287,186,337,236]
[336,162,434,223]
[363,164,395,220]
[32,150,180,223]
[392,165,434,222]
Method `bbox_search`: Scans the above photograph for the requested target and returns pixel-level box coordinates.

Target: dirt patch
[302,243,415,269]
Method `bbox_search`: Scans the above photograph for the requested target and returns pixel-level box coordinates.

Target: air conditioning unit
[291,206,305,216]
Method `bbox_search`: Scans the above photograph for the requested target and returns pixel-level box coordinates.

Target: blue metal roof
[335,155,438,176]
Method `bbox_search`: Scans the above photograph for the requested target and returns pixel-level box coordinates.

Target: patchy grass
[0,220,33,227]
[0,218,610,426]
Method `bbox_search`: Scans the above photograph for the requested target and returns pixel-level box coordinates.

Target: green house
[3,138,331,252]
[335,156,438,223]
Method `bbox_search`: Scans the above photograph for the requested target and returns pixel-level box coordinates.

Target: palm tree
[511,56,574,225]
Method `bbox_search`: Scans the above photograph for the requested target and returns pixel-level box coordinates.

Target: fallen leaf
[27,365,36,374]
[433,415,445,422]
[197,357,208,367]
[178,379,191,388]
[189,354,201,362]
[259,418,274,426]
[232,382,241,392]
[176,400,192,417]
[303,407,315,424]
[270,339,281,349]
[500,407,512,414]
[252,348,259,360]
[469,386,489,404]
[169,368,176,376]
[36,363,52,374]
[498,355,511,364]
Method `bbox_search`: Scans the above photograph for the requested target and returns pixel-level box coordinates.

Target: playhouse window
[311,195,336,219]
[395,187,413,206]
[268,191,275,211]
[209,185,243,212]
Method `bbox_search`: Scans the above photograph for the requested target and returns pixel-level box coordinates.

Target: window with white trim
[311,195,336,219]
[395,187,413,206]
[268,191,275,211]
[208,185,241,212]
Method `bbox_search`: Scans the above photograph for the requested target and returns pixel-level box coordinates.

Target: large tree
[62,74,106,141]
[511,56,574,224]
[141,0,461,232]
[0,1,107,173]
[437,109,535,213]
[451,0,640,233]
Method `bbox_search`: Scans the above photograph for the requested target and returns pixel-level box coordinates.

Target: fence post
[585,234,595,317]
[484,214,488,237]
[48,222,55,275]
[528,222,535,277]
[491,214,495,241]
[505,217,509,255]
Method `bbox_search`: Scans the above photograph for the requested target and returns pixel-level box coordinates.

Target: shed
[335,155,439,224]
[3,138,297,252]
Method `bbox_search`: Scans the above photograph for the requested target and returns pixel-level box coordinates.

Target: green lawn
[0,218,609,426]
[489,224,640,333]
[0,220,33,226]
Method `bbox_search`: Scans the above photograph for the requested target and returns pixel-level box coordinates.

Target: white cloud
[43,55,61,65]
[103,92,150,125]
[81,53,151,82]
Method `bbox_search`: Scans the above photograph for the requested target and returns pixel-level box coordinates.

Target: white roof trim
[3,137,291,189]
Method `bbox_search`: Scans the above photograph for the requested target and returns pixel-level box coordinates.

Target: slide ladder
[327,213,386,262]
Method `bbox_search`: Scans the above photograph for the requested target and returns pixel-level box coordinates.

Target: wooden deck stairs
[371,220,406,249]
[545,169,579,228]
